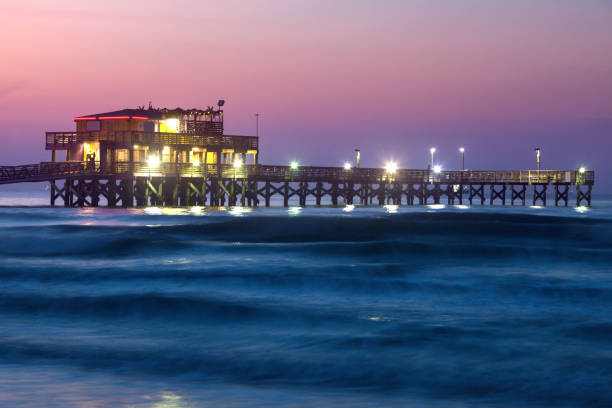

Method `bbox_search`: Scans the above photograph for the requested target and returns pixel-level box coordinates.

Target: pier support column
[554,184,569,207]
[511,184,526,206]
[532,184,547,206]
[265,181,271,207]
[490,184,506,205]
[315,182,323,206]
[576,185,592,207]
[50,180,56,206]
[469,184,485,205]
[283,182,289,207]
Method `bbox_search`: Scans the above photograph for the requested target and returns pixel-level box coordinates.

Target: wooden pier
[0,161,594,207]
[0,104,595,208]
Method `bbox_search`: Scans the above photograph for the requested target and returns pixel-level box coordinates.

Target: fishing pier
[0,104,594,207]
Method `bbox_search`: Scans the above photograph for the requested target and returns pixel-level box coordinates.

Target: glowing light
[428,204,445,210]
[233,158,243,168]
[288,206,302,216]
[99,116,130,120]
[144,207,162,215]
[430,147,436,153]
[163,118,180,132]
[190,206,205,215]
[192,159,201,166]
[133,144,139,149]
[163,146,170,152]
[454,205,469,209]
[147,156,160,167]
[384,204,398,213]
[229,206,251,216]
[385,161,398,174]
[459,147,465,153]
[579,167,586,174]
[74,116,97,121]
[131,116,149,120]
[575,206,589,213]
[343,204,355,212]
[290,161,299,170]
[433,165,442,173]
[344,162,352,170]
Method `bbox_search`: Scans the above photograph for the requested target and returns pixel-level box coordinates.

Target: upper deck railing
[0,161,595,185]
[45,131,258,151]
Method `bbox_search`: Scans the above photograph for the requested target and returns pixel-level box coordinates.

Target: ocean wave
[0,334,610,407]
[0,292,354,326]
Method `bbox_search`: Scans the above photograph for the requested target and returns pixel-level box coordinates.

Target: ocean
[1,189,611,407]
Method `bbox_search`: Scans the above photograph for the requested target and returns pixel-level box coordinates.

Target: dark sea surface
[1,191,611,407]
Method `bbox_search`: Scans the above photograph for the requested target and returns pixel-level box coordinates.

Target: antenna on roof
[217,100,225,107]
[148,101,153,110]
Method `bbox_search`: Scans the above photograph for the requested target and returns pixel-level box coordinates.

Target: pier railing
[0,161,595,185]
[45,131,258,151]
[0,161,98,184]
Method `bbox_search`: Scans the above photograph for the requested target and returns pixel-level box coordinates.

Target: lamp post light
[429,147,436,170]
[459,147,465,171]
[355,149,360,168]
[255,113,260,137]
[535,148,541,172]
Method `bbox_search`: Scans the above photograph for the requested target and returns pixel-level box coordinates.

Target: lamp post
[459,147,465,171]
[255,113,260,137]
[355,149,360,168]
[430,147,436,169]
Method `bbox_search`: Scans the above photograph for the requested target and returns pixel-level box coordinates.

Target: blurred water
[0,191,611,407]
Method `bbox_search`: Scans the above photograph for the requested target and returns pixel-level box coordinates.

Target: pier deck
[0,161,594,207]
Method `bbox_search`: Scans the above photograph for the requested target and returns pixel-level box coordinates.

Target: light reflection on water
[383,204,398,213]
[288,206,302,216]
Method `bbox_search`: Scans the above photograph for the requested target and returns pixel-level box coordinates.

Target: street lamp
[535,148,541,172]
[385,161,397,174]
[433,165,442,174]
[354,149,360,168]
[344,162,352,170]
[429,147,436,169]
[459,147,465,171]
[290,161,299,170]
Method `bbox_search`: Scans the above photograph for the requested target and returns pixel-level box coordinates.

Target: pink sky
[1,0,611,188]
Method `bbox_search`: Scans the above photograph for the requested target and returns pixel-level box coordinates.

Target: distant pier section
[0,103,594,207]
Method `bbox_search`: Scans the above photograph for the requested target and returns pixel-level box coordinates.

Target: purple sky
[1,0,611,190]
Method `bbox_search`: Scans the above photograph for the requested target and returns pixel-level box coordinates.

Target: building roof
[74,107,223,121]
[74,109,163,121]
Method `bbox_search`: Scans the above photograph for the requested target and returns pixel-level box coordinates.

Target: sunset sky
[1,0,611,189]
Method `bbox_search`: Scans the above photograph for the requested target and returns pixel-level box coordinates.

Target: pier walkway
[0,161,594,207]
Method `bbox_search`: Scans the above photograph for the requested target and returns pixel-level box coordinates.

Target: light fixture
[430,147,436,153]
[290,161,299,170]
[459,147,465,153]
[579,167,586,174]
[147,156,160,167]
[344,162,352,170]
[233,158,243,168]
[433,165,442,173]
[385,161,398,174]
[193,159,201,166]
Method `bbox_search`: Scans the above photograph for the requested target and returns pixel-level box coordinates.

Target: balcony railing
[0,161,595,186]
[45,131,258,151]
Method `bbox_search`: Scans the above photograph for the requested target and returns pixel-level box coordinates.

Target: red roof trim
[74,116,97,121]
[131,116,149,120]
[98,116,131,120]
